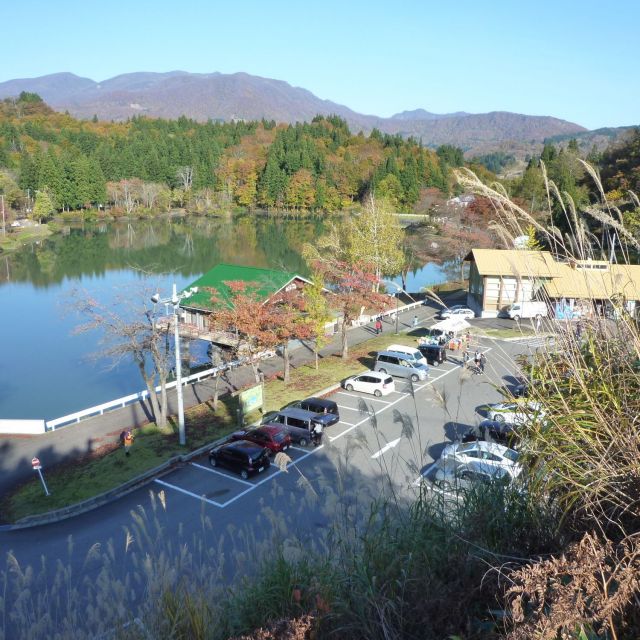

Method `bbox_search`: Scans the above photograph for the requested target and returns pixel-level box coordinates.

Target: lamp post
[151,283,198,446]
[382,280,419,335]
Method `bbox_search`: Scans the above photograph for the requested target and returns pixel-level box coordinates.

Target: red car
[229,425,292,454]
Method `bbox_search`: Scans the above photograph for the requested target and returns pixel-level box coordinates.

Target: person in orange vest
[123,430,134,456]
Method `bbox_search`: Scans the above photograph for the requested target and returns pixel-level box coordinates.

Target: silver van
[261,407,334,446]
[374,351,429,382]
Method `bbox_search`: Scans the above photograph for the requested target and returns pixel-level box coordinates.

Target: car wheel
[494,414,505,423]
[410,374,419,382]
[240,470,249,480]
[209,456,217,468]
[374,389,382,397]
[299,437,308,447]
[378,368,387,374]
[346,383,354,391]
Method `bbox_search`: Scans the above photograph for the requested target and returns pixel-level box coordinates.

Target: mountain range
[0,70,597,156]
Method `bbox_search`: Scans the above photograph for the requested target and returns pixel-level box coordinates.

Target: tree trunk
[212,373,220,411]
[282,342,290,384]
[250,358,261,384]
[341,316,349,359]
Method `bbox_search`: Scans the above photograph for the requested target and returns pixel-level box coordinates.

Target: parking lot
[152,354,475,511]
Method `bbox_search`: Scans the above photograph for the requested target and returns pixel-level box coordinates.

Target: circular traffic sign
[32,457,41,468]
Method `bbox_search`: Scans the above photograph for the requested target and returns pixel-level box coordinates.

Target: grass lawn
[1,329,428,522]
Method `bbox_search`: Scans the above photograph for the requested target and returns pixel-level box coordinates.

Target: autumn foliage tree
[310,260,389,359]
[206,280,311,384]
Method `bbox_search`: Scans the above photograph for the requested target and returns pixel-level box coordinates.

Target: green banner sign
[239,384,263,416]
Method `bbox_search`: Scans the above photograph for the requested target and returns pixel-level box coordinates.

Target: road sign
[32,457,50,495]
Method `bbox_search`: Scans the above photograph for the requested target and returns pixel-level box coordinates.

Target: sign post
[32,457,50,496]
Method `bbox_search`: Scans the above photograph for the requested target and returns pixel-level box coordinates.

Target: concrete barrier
[0,419,46,435]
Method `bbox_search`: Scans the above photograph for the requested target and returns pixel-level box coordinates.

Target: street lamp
[151,283,199,446]
[382,280,419,335]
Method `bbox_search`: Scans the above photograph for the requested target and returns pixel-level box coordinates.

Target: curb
[4,434,233,531]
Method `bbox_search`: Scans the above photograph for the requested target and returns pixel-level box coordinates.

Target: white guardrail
[0,419,47,435]
[44,350,276,432]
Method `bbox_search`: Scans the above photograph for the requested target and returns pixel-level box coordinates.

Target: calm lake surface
[0,216,451,420]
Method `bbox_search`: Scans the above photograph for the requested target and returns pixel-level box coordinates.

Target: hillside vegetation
[0,93,457,217]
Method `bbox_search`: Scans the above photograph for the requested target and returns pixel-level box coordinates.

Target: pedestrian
[375,317,382,335]
[535,315,542,332]
[124,430,134,456]
[462,349,469,367]
[312,422,323,446]
[575,321,583,340]
[479,352,487,375]
[413,315,418,328]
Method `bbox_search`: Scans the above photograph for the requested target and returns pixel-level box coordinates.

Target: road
[0,334,540,637]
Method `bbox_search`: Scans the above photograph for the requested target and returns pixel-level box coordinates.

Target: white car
[439,305,475,319]
[486,401,544,425]
[343,371,395,397]
[440,440,522,479]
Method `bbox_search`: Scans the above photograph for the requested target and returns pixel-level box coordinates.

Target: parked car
[478,419,520,447]
[386,344,427,366]
[417,343,447,366]
[229,425,292,454]
[374,350,429,382]
[486,400,544,425]
[285,397,340,425]
[261,407,334,446]
[343,371,395,397]
[440,440,522,479]
[208,440,271,479]
[439,305,475,319]
[434,462,511,491]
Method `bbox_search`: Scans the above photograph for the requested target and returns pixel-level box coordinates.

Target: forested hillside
[0,93,455,218]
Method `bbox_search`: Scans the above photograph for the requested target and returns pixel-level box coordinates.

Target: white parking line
[338,421,356,426]
[190,462,254,486]
[154,478,225,507]
[337,404,362,411]
[413,461,437,486]
[337,391,392,403]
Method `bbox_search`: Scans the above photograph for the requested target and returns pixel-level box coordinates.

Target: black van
[418,343,447,366]
[261,408,334,446]
[286,397,340,425]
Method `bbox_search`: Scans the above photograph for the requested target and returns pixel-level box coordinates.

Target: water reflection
[0,215,449,419]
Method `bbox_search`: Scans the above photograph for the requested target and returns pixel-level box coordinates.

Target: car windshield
[502,449,520,463]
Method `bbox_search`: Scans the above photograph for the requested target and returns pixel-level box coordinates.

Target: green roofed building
[179,263,312,334]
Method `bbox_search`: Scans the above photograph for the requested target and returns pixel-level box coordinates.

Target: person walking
[375,317,382,335]
[479,352,487,375]
[413,315,418,328]
[123,430,134,456]
[473,350,481,375]
[535,315,542,332]
[462,349,469,367]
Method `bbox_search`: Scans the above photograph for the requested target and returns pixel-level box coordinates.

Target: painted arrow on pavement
[371,437,401,459]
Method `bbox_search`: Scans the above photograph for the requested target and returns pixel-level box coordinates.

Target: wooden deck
[156,317,239,347]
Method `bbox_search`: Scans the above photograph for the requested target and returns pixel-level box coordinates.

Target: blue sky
[3,0,638,129]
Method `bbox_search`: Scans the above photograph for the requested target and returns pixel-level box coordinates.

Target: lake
[0,215,452,420]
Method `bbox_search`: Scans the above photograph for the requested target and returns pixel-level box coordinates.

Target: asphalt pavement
[0,330,550,637]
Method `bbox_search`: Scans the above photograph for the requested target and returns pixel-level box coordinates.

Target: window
[288,418,305,428]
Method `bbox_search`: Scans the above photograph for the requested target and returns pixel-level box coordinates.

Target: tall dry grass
[456,166,640,639]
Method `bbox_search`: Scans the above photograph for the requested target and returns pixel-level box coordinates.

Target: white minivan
[386,344,427,366]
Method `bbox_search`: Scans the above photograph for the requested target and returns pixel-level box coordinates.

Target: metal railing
[44,350,277,432]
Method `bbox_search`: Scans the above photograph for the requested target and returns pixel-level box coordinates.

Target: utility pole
[1,194,5,237]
